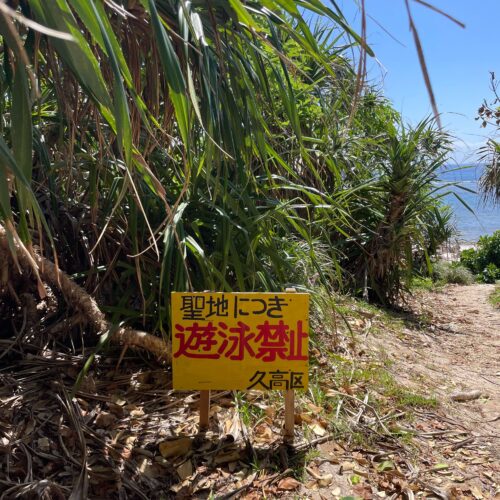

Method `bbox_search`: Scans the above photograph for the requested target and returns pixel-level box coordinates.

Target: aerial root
[0,224,171,363]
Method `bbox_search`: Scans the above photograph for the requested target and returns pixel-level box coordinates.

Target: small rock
[317,473,333,487]
[331,486,342,496]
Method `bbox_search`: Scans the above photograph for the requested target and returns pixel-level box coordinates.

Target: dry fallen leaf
[95,411,116,428]
[158,437,192,458]
[176,460,193,480]
[264,406,276,419]
[214,448,242,465]
[254,424,274,443]
[106,402,125,417]
[309,422,327,437]
[470,486,484,499]
[241,492,262,500]
[125,404,145,417]
[37,437,51,451]
[22,419,36,438]
[352,452,370,466]
[470,458,487,465]
[80,375,96,393]
[307,403,323,413]
[111,394,127,406]
[297,412,313,424]
[277,477,301,491]
[340,461,356,472]
[317,473,333,487]
[223,410,241,442]
[353,484,374,499]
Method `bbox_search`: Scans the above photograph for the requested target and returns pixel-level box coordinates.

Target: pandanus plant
[477,74,500,204]
[0,1,368,351]
[351,119,457,304]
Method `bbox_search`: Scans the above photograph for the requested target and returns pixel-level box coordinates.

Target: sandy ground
[388,285,499,445]
[373,285,500,489]
[300,285,500,499]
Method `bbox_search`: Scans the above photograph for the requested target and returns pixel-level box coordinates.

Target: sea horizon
[439,164,499,243]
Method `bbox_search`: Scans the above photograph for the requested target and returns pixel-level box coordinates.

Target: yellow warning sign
[171,292,309,390]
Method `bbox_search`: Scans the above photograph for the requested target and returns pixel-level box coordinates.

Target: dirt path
[296,285,500,500]
[392,284,499,441]
[366,284,500,497]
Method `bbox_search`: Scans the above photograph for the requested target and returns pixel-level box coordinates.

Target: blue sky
[336,0,499,163]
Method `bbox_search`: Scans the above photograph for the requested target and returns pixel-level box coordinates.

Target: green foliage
[460,230,500,283]
[459,247,478,272]
[482,263,500,284]
[477,73,500,203]
[0,0,464,337]
[477,231,500,268]
[0,1,363,331]
[391,390,437,409]
[432,261,474,285]
[422,205,456,256]
[411,276,435,291]
[339,118,457,304]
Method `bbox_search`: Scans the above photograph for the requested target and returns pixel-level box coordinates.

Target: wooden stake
[284,287,297,443]
[284,389,295,442]
[199,390,210,431]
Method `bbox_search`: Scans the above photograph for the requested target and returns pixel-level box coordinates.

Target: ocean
[439,165,499,242]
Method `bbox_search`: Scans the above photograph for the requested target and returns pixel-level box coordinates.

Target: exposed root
[0,225,170,362]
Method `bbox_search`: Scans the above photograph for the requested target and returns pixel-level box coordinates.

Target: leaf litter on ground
[1,286,499,498]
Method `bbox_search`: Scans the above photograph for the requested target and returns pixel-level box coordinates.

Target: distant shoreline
[438,240,476,262]
[440,164,499,242]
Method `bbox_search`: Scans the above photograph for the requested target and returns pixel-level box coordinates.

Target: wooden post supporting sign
[199,390,210,431]
[283,287,297,442]
[284,389,295,442]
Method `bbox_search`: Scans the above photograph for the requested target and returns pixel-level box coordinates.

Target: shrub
[480,263,500,284]
[460,231,500,282]
[460,230,500,273]
[490,286,500,307]
[459,247,478,273]
[432,261,474,285]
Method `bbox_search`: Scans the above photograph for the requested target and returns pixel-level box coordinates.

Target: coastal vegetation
[460,230,500,283]
[412,229,500,289]
[477,73,500,202]
[431,260,474,285]
[490,284,500,306]
[0,0,458,343]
